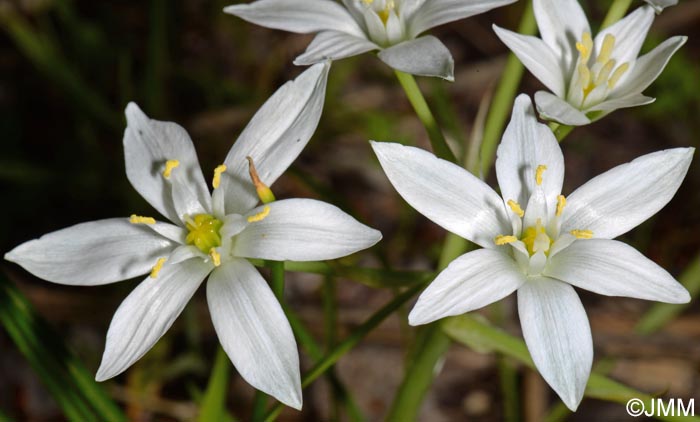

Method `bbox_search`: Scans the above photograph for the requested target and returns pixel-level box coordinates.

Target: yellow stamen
[150,257,167,278]
[556,195,567,217]
[507,200,525,218]
[209,248,221,267]
[129,214,156,225]
[535,165,547,186]
[247,205,271,223]
[575,32,593,62]
[570,229,593,239]
[495,235,518,246]
[212,164,227,189]
[608,62,630,89]
[597,34,616,64]
[595,59,616,87]
[246,156,276,204]
[163,159,180,179]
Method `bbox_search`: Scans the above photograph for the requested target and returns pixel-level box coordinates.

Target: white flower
[493,0,687,126]
[644,0,678,13]
[224,0,516,81]
[4,62,382,410]
[371,94,693,410]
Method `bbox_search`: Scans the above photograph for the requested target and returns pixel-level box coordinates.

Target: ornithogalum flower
[371,94,693,410]
[5,62,382,410]
[493,0,686,125]
[224,0,516,81]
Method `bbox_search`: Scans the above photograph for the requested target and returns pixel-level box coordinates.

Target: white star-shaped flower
[5,62,382,410]
[371,94,692,410]
[493,0,686,125]
[224,0,517,81]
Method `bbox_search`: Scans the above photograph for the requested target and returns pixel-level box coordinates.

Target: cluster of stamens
[494,165,593,262]
[570,32,629,107]
[129,156,275,277]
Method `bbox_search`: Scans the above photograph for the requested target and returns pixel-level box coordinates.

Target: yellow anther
[575,32,593,62]
[247,205,271,223]
[570,229,593,239]
[507,200,525,218]
[150,257,167,278]
[209,248,221,267]
[535,165,547,186]
[129,214,156,225]
[246,156,276,204]
[163,160,180,179]
[608,62,630,89]
[495,235,518,246]
[595,59,616,87]
[597,34,616,64]
[556,195,567,217]
[212,164,227,189]
[578,63,592,96]
[362,0,373,4]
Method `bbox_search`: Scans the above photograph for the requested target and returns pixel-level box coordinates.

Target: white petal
[492,26,565,97]
[611,36,687,99]
[585,93,655,113]
[124,103,211,224]
[4,219,176,286]
[96,259,211,380]
[371,142,511,249]
[146,221,187,244]
[223,0,364,38]
[377,36,454,81]
[518,277,592,411]
[534,91,591,126]
[408,249,526,325]
[533,0,590,77]
[562,148,694,239]
[294,31,378,65]
[233,199,381,261]
[217,62,330,215]
[363,8,388,46]
[545,239,690,303]
[408,0,517,38]
[594,6,654,67]
[208,259,302,409]
[496,94,564,215]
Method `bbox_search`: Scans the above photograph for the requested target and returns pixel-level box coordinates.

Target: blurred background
[0,0,699,420]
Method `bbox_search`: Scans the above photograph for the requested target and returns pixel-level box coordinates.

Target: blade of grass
[444,314,700,422]
[198,346,231,422]
[0,273,126,422]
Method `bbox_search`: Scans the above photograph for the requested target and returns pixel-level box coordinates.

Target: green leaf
[198,346,231,422]
[444,314,700,422]
[0,273,126,422]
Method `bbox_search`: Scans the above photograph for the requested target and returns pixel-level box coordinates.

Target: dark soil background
[1,0,699,421]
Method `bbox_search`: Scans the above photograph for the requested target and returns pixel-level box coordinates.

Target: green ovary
[520,222,552,256]
[186,214,223,253]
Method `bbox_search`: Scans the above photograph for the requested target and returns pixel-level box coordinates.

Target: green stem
[267,261,285,300]
[394,70,458,163]
[480,0,537,177]
[198,346,231,422]
[636,254,700,335]
[600,0,633,30]
[262,283,425,422]
[548,122,575,142]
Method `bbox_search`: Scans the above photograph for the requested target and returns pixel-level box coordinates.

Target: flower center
[362,0,396,24]
[185,214,224,254]
[521,219,552,256]
[572,32,630,105]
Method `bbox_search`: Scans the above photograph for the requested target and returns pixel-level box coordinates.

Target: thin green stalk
[285,308,365,422]
[262,283,426,422]
[600,0,633,30]
[444,315,700,422]
[548,122,575,142]
[480,0,537,176]
[267,261,285,300]
[198,346,231,422]
[394,70,458,163]
[322,277,341,420]
[636,255,700,335]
